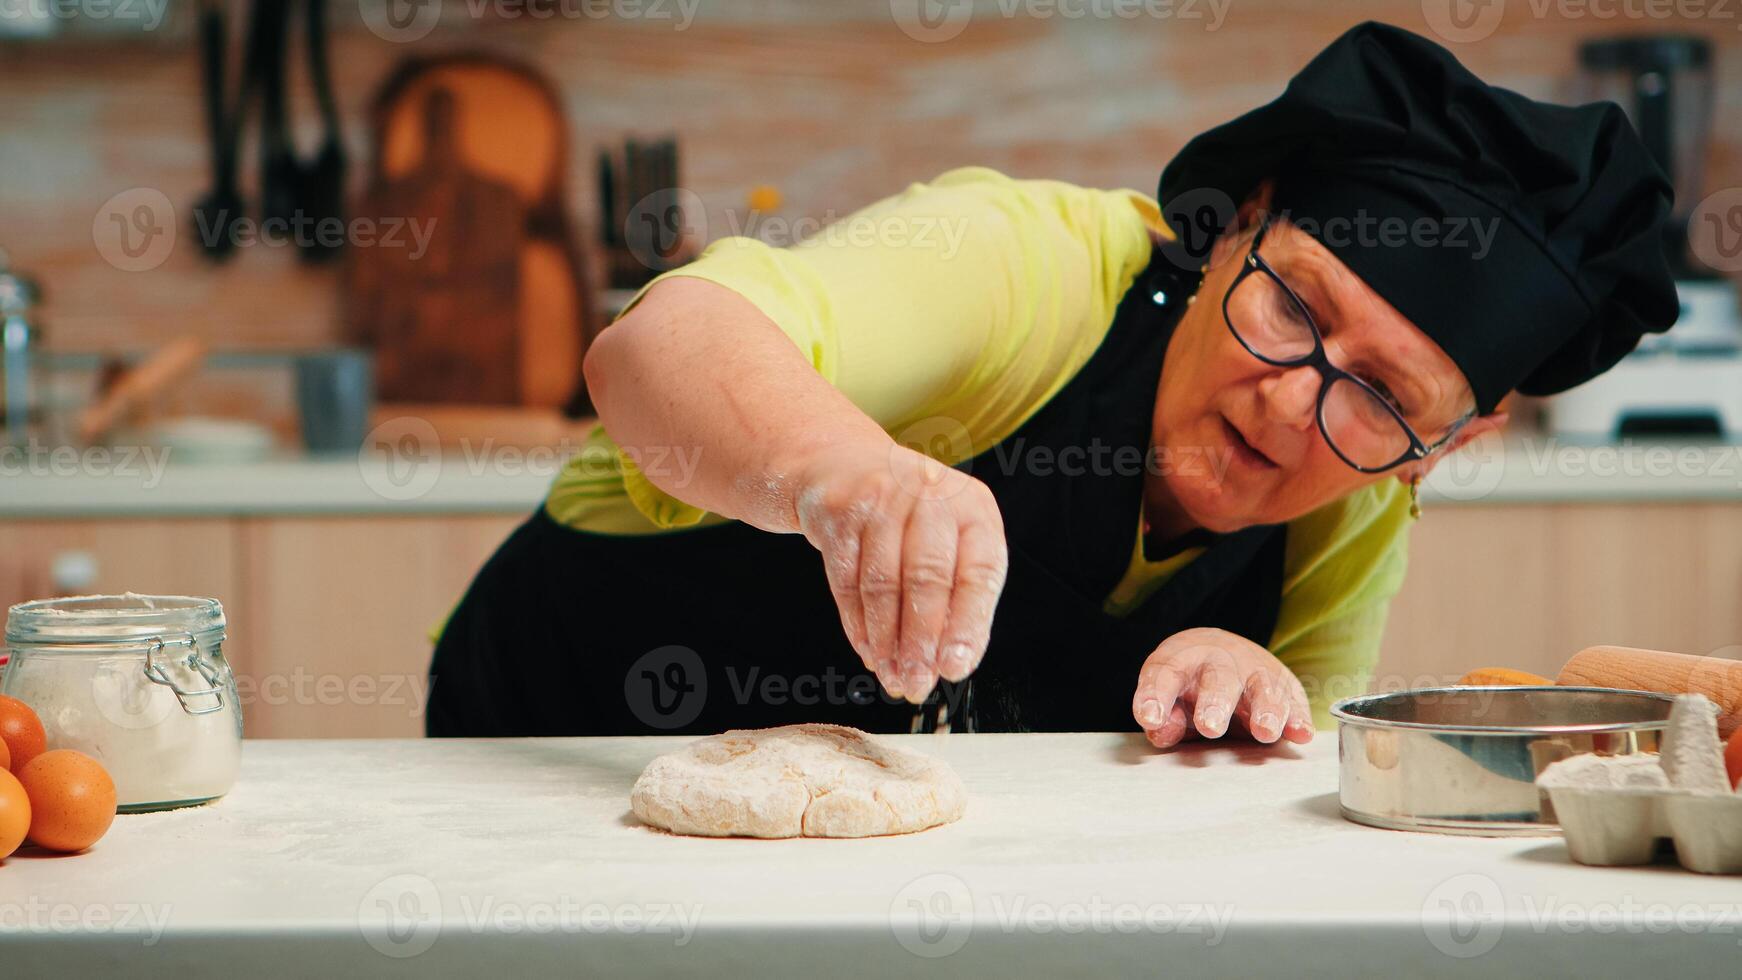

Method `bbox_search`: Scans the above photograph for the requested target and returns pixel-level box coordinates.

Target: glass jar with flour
[2,594,241,812]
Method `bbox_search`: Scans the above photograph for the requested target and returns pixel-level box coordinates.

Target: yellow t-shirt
[545,167,1409,725]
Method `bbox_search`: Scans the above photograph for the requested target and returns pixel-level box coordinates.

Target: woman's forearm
[583,276,894,534]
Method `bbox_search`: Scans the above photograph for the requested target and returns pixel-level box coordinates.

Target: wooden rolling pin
[76,336,208,444]
[1557,645,1742,739]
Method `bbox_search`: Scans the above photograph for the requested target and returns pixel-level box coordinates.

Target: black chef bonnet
[1156,22,1680,415]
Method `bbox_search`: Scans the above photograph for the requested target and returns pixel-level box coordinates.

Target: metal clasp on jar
[143,632,226,715]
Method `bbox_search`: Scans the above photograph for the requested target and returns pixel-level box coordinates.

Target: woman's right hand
[794,442,1009,704]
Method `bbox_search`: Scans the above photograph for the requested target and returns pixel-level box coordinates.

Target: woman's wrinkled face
[1151,212,1481,533]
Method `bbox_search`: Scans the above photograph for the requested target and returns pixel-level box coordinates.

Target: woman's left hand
[1130,627,1316,749]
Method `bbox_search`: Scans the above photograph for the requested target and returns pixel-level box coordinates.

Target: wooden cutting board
[346,54,597,412]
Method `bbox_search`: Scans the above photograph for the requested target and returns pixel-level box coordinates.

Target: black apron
[426,253,1286,736]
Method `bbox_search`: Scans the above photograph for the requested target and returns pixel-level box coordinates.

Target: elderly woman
[427,23,1676,745]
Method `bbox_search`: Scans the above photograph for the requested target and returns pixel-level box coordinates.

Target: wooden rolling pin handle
[1557,645,1742,739]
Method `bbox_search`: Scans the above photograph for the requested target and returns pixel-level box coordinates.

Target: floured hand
[794,443,1008,704]
[1131,627,1315,748]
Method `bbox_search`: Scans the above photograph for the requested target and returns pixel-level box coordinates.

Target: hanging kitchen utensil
[294,0,348,263]
[257,0,300,229]
[191,0,264,262]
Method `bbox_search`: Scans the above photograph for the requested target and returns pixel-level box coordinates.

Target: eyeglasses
[1221,215,1470,473]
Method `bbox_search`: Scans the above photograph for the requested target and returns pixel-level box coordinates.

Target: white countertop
[0,435,1738,518]
[0,455,555,517]
[4,734,1737,976]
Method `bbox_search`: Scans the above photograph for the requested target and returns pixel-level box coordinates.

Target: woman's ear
[1208,179,1277,269]
[1393,411,1510,485]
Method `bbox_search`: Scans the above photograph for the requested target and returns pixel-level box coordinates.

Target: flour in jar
[5,649,240,809]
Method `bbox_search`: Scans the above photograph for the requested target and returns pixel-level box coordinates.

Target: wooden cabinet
[1379,503,1742,686]
[0,513,519,739]
[235,515,521,737]
[0,519,245,619]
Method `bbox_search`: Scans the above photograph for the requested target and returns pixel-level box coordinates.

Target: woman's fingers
[894,503,958,702]
[1191,648,1242,738]
[1145,702,1193,749]
[935,496,1006,682]
[1239,667,1290,744]
[804,509,869,664]
[1132,646,1203,731]
[856,502,909,697]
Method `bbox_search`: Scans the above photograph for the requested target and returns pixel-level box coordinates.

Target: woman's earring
[1408,474,1423,520]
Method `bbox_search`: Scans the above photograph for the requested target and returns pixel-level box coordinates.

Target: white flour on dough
[630,724,966,838]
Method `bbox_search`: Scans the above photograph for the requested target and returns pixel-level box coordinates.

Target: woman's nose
[1259,365,1319,430]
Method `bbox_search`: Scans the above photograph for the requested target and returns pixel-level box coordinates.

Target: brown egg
[0,769,28,859]
[0,695,47,772]
[17,750,116,853]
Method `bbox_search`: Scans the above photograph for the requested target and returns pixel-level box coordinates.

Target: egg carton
[1537,695,1742,874]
